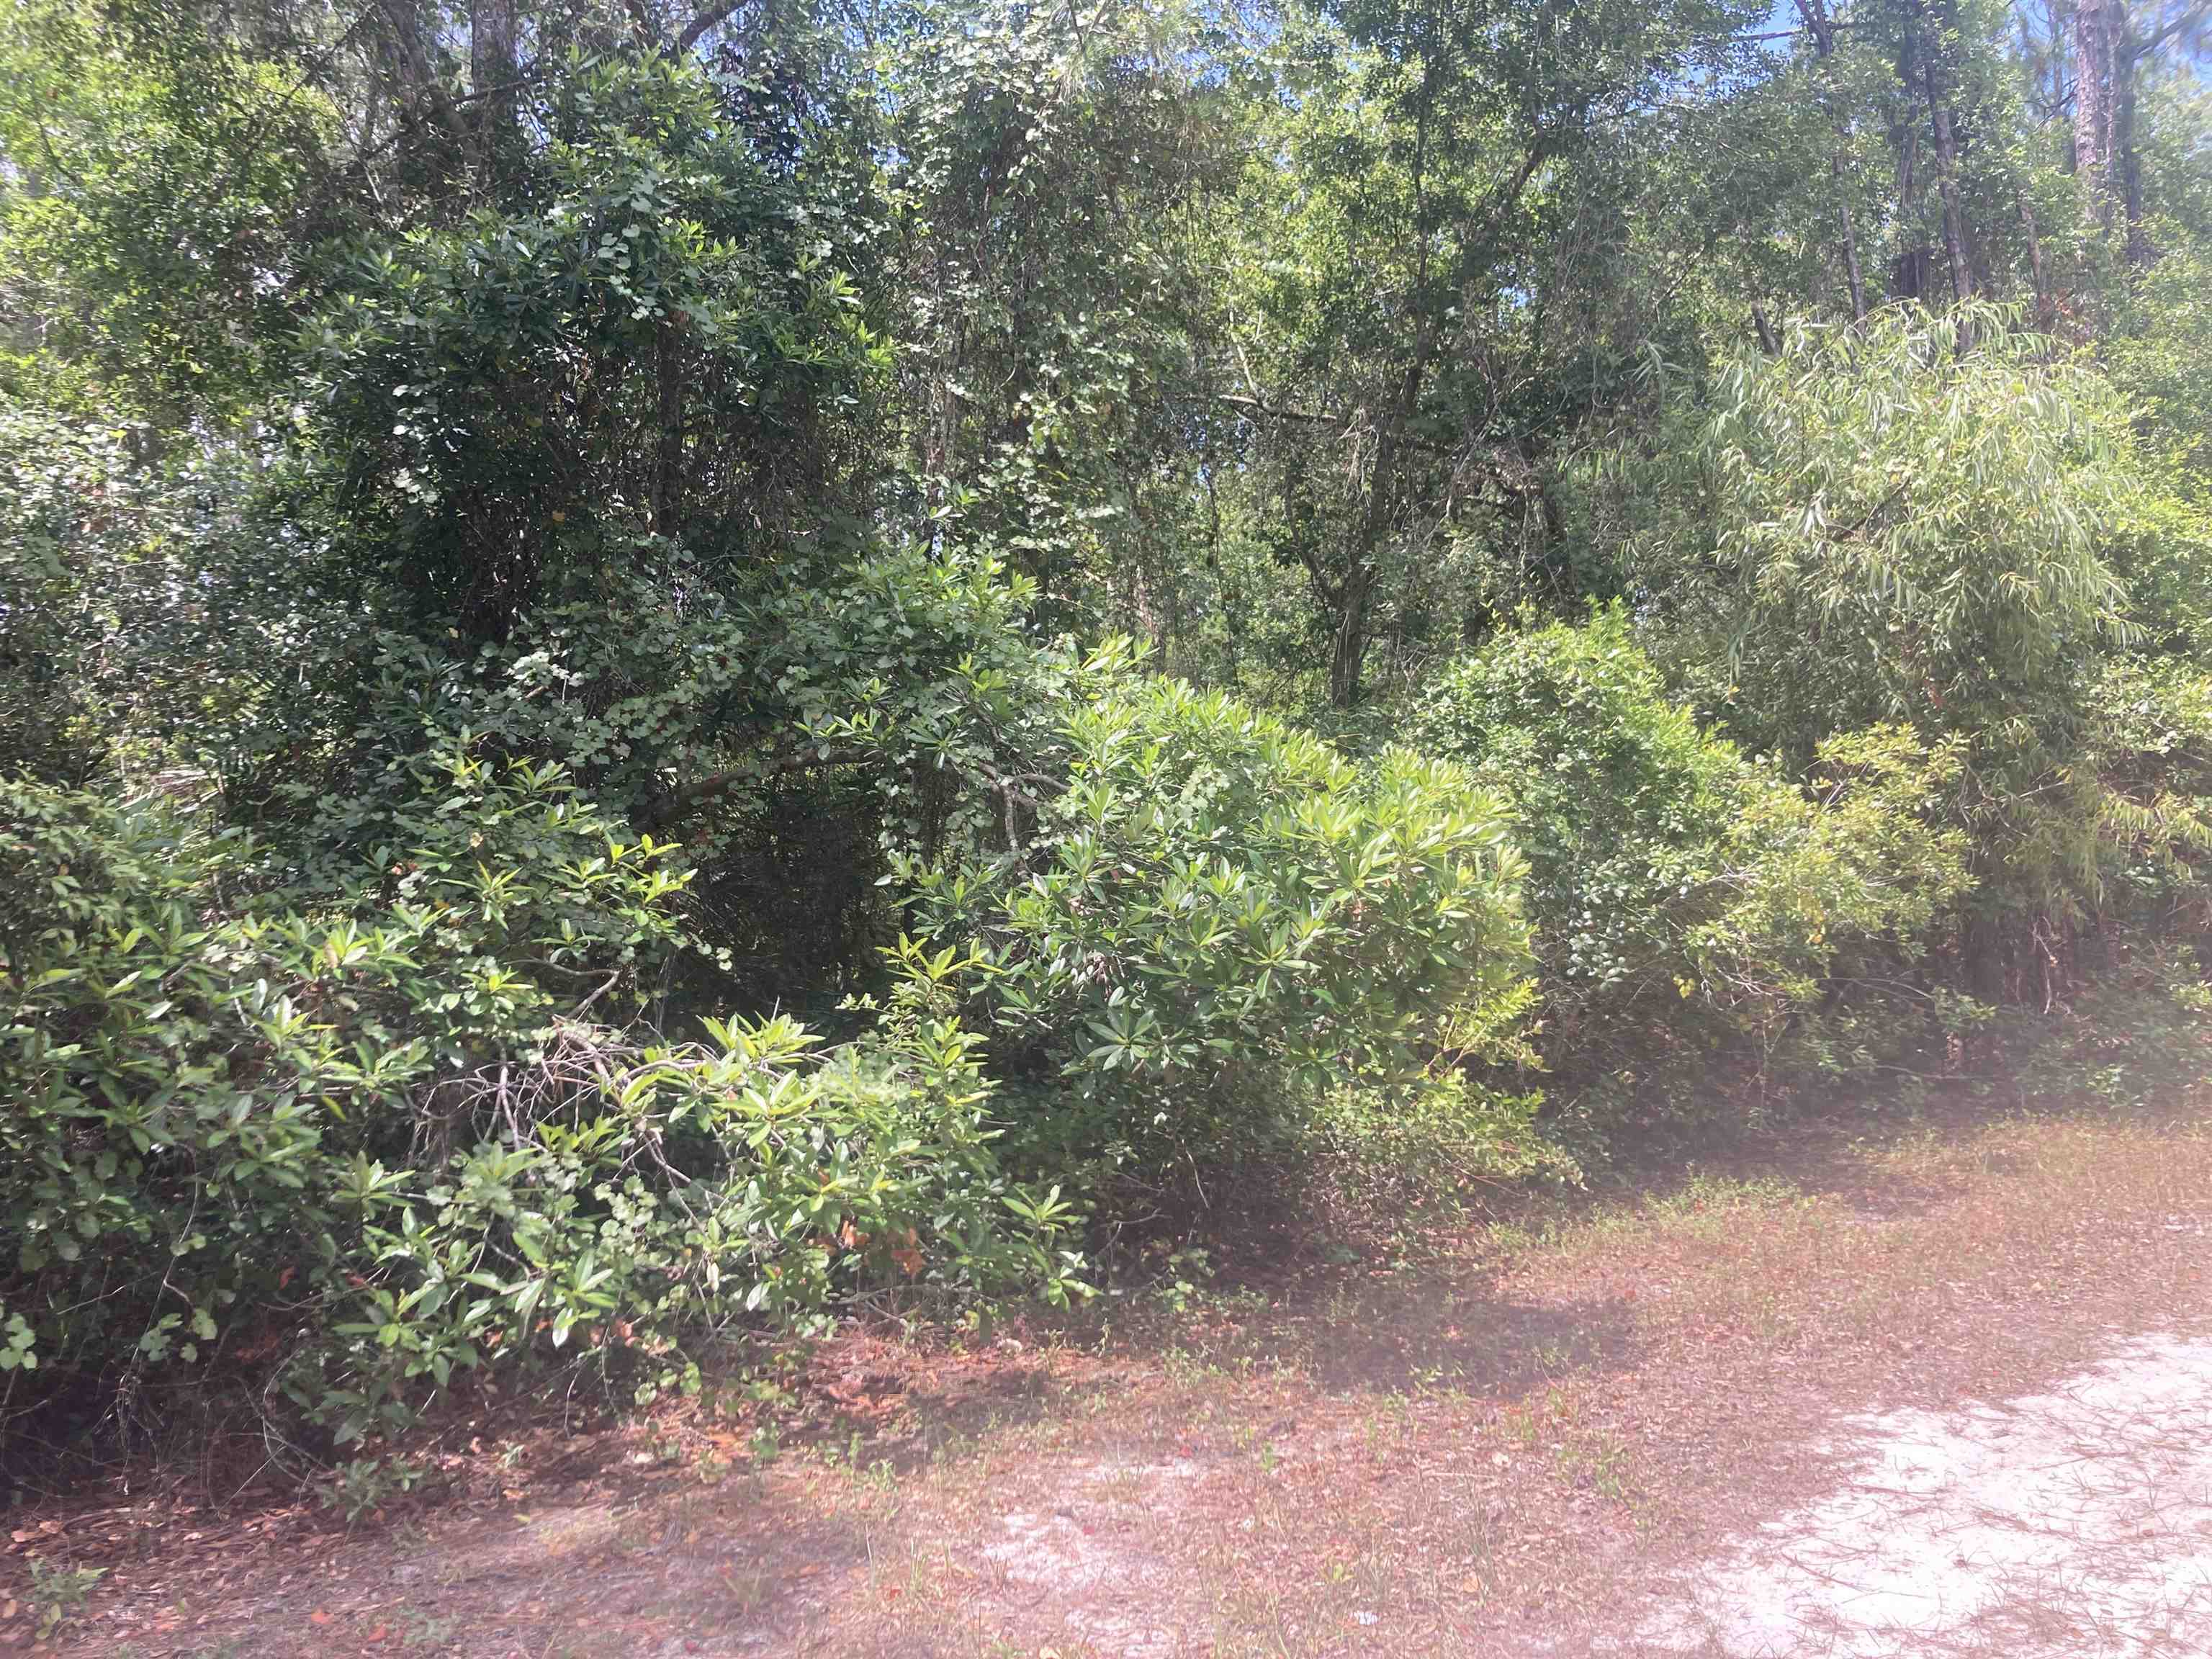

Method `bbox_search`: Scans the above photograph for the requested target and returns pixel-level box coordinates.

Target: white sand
[1636,1331,2212,1657]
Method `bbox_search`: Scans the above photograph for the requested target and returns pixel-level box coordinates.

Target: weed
[319,1454,428,1524]
[1151,1244,1215,1314]
[748,1421,783,1467]
[1587,1432,1629,1501]
[400,1603,460,1650]
[718,1565,773,1613]
[27,1557,104,1640]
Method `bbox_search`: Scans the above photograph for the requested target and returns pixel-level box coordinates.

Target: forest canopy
[3,0,2210,1472]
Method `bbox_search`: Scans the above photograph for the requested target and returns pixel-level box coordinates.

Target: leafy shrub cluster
[3,564,1526,1447]
[1642,310,2149,984]
[0,750,1074,1452]
[898,661,1534,1195]
[1411,609,1972,1120]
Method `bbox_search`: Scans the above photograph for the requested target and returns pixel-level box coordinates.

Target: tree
[1224,0,1764,706]
[2073,0,2209,263]
[883,0,1236,635]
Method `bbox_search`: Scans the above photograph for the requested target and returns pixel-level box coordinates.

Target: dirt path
[14,1100,2212,1658]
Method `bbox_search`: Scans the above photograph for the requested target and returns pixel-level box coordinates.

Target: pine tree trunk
[2073,0,2121,235]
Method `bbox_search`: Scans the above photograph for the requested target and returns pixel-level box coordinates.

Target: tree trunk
[1327,553,1374,708]
[2074,0,2121,235]
[1794,0,1869,322]
[471,0,519,139]
[1888,19,1935,303]
[1923,53,1974,308]
[1327,13,1440,710]
[2118,32,2150,266]
[1837,186,1869,323]
[2019,184,2054,331]
[374,0,456,133]
[1752,303,1781,356]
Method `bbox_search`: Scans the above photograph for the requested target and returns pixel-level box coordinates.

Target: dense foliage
[905,663,1532,1189]
[4,0,2212,1475]
[1411,611,1972,1115]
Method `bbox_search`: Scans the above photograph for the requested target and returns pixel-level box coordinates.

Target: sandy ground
[1632,1330,2212,1658]
[17,1100,2212,1658]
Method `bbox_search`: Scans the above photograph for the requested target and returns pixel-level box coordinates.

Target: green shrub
[2084,655,2212,934]
[1299,998,1580,1246]
[226,547,1071,1017]
[1411,609,1739,1019]
[0,748,1063,1454]
[1993,938,2212,1112]
[898,663,1532,1192]
[300,953,1077,1447]
[0,405,286,787]
[297,50,886,636]
[1642,307,2139,976]
[1411,611,1972,1117]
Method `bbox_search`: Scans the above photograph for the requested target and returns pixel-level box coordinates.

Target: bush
[296,50,886,636]
[1640,306,2140,978]
[222,547,1071,1016]
[1298,999,1579,1246]
[2084,655,2212,937]
[1411,610,1972,1120]
[0,405,289,787]
[0,748,1064,1455]
[896,662,1532,1195]
[1411,609,1740,1022]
